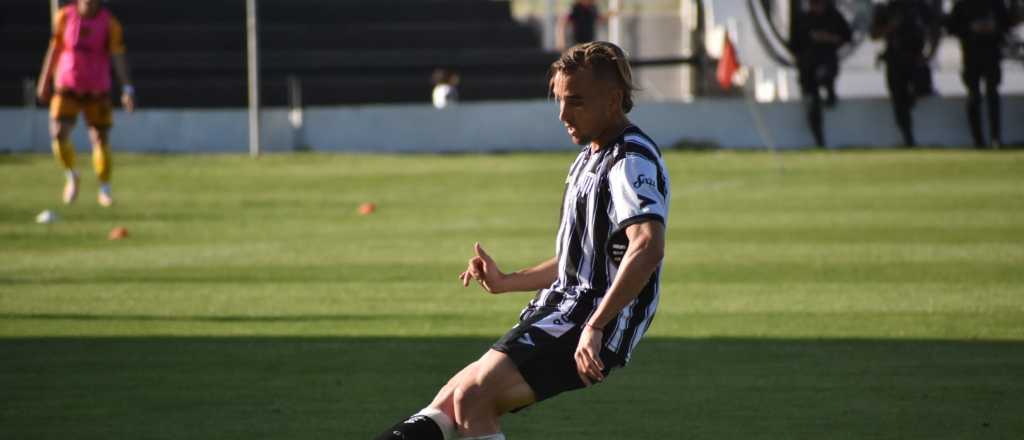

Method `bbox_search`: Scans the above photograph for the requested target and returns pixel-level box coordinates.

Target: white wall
[2,96,1022,154]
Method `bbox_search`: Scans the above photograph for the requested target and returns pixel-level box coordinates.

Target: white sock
[65,170,78,181]
[416,407,458,440]
[462,434,505,440]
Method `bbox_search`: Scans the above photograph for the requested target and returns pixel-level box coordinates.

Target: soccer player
[373,41,670,440]
[791,0,852,147]
[36,0,135,207]
[946,0,1012,148]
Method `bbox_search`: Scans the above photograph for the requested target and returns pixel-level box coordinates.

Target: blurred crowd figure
[792,0,852,147]
[864,0,1019,148]
[946,0,1013,148]
[431,68,460,110]
[870,0,941,147]
[556,0,611,49]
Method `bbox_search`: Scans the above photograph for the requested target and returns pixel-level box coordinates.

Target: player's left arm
[37,8,67,103]
[108,17,135,112]
[574,220,664,385]
[586,221,665,331]
[574,151,668,385]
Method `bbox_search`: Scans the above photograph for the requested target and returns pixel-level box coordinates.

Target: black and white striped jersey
[522,125,670,363]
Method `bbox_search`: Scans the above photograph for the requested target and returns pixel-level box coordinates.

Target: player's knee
[452,382,478,410]
[51,120,73,139]
[430,385,456,419]
[452,381,495,416]
[88,128,109,145]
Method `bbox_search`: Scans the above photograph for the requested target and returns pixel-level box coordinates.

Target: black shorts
[491,307,625,405]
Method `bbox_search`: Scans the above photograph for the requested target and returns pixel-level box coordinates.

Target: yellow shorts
[50,91,114,128]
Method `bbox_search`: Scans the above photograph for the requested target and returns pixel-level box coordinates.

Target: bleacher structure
[1,0,557,107]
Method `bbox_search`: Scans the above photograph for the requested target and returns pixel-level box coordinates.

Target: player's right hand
[36,82,52,105]
[459,242,505,293]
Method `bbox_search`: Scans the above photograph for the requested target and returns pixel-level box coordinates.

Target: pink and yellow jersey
[53,4,126,94]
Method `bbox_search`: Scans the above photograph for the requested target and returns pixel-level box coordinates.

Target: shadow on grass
[2,337,1022,440]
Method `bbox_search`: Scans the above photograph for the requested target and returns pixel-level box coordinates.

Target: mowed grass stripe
[2,150,1023,339]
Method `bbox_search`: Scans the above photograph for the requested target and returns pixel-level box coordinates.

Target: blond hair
[549,41,637,113]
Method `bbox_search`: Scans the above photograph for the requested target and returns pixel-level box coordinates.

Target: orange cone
[357,202,376,215]
[108,226,128,240]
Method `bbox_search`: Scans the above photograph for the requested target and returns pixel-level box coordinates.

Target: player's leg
[371,361,478,440]
[805,90,824,147]
[373,353,531,440]
[373,362,481,440]
[373,406,457,440]
[962,67,985,148]
[449,349,535,436]
[983,61,1002,148]
[426,359,481,422]
[49,93,80,203]
[886,63,915,147]
[798,62,825,147]
[85,95,115,206]
[823,59,839,107]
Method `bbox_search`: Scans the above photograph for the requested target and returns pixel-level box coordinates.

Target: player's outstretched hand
[459,242,505,293]
[575,325,605,386]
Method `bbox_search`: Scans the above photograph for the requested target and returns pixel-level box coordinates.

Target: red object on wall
[717,34,740,91]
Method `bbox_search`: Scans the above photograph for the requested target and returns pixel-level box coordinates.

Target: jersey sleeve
[108,16,126,55]
[608,153,668,228]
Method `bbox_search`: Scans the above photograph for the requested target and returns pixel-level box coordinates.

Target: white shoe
[62,172,80,204]
[98,184,114,207]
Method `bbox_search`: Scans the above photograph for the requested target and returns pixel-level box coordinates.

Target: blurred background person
[556,0,611,49]
[36,0,135,207]
[431,68,460,110]
[791,0,852,147]
[871,0,940,147]
[946,0,1012,148]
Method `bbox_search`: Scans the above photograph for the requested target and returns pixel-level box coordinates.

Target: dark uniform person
[946,0,1012,148]
[558,0,610,49]
[791,0,852,147]
[568,0,599,44]
[871,0,941,147]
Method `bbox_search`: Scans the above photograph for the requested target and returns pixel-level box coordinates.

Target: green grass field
[2,150,1023,439]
